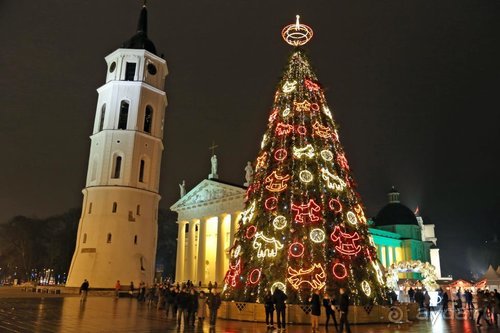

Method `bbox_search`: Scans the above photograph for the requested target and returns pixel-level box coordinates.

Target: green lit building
[368,187,442,278]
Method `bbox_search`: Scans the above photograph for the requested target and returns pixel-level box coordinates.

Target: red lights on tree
[276,123,294,136]
[328,198,343,213]
[330,226,361,256]
[332,262,348,279]
[288,242,305,257]
[291,199,321,223]
[248,268,262,285]
[245,225,257,239]
[225,259,242,287]
[274,148,288,162]
[313,121,333,139]
[337,152,350,170]
[264,196,278,211]
[296,125,307,135]
[304,78,320,91]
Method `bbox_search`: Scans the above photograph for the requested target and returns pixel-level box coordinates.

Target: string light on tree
[310,228,325,243]
[273,215,288,230]
[361,280,372,296]
[253,232,284,258]
[282,80,297,93]
[293,144,315,159]
[299,170,313,183]
[346,211,358,225]
[321,168,346,191]
[274,148,288,162]
[281,15,314,46]
[282,107,291,117]
[320,150,334,161]
[287,263,326,290]
[288,241,305,257]
[332,262,348,279]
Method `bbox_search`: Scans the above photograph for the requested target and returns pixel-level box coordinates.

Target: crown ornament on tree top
[282,15,314,46]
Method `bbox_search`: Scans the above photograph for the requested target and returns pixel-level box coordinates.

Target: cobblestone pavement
[0,290,497,332]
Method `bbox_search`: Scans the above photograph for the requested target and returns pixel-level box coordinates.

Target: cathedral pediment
[170,179,246,212]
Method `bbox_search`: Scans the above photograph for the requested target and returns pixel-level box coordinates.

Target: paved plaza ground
[0,287,497,332]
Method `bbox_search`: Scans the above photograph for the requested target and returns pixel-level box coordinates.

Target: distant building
[66,5,168,288]
[370,187,442,278]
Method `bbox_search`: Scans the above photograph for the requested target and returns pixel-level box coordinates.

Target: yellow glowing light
[273,215,287,230]
[354,204,367,224]
[320,168,346,191]
[241,201,256,225]
[299,170,313,183]
[261,134,268,149]
[362,280,372,296]
[346,211,358,225]
[371,260,385,285]
[282,80,297,93]
[310,228,325,243]
[323,106,332,119]
[282,107,291,117]
[282,15,314,47]
[253,232,284,258]
[271,282,286,294]
[294,100,312,112]
[287,263,326,290]
[293,144,315,159]
[320,150,333,161]
[233,245,241,258]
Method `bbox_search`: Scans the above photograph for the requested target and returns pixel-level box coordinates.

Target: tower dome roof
[374,187,418,226]
[121,5,157,55]
[375,203,419,226]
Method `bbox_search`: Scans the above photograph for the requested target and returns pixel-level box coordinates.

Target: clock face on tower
[109,62,116,73]
[147,63,157,75]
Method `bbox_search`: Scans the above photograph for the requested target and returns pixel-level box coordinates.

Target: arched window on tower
[83,233,87,244]
[88,202,92,214]
[139,159,145,182]
[112,156,122,179]
[118,101,129,130]
[107,233,112,243]
[112,202,117,213]
[125,62,136,81]
[99,104,106,131]
[144,106,153,133]
[136,204,141,216]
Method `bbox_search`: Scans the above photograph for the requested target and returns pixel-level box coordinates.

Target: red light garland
[332,262,348,279]
[330,226,361,256]
[288,242,305,257]
[337,152,350,170]
[268,109,279,122]
[274,148,288,162]
[256,152,267,170]
[294,100,312,112]
[265,197,279,211]
[245,225,257,239]
[304,79,320,91]
[224,259,241,287]
[296,125,307,135]
[291,199,321,224]
[328,198,343,213]
[313,121,333,139]
[276,123,294,136]
[248,268,262,285]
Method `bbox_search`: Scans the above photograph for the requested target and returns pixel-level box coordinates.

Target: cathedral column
[229,211,241,247]
[196,217,208,284]
[185,219,197,281]
[215,214,227,285]
[175,220,187,283]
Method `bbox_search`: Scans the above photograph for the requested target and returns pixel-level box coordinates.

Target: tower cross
[209,141,218,156]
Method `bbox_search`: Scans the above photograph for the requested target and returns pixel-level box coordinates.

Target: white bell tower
[66,4,168,288]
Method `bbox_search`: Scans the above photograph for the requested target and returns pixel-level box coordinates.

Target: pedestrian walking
[79,279,89,302]
[165,286,176,318]
[187,288,199,327]
[197,291,208,322]
[207,288,222,327]
[408,287,415,303]
[309,289,321,332]
[114,280,121,299]
[476,290,491,327]
[176,287,189,327]
[272,286,288,331]
[338,288,351,333]
[264,289,275,329]
[423,290,431,318]
[323,292,338,330]
[208,281,213,293]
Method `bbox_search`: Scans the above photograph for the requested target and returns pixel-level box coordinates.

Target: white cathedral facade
[67,5,168,288]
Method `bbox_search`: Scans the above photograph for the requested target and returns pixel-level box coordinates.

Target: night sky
[1,0,499,279]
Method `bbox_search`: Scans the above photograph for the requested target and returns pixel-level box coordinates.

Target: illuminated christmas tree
[223,16,387,305]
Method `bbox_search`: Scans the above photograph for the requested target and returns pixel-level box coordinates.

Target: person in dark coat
[187,288,199,326]
[165,287,176,318]
[338,288,351,333]
[79,279,89,302]
[441,290,449,313]
[408,287,415,302]
[323,292,338,330]
[309,289,321,332]
[272,287,288,330]
[264,289,275,329]
[414,289,424,310]
[176,287,189,327]
[206,288,222,327]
